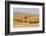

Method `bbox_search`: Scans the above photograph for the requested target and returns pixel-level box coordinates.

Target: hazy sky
[13,8,39,16]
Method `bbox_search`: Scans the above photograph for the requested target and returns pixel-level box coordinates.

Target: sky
[13,8,39,16]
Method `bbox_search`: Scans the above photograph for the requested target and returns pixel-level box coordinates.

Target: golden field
[13,14,39,28]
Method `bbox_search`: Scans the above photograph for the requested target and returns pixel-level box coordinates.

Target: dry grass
[13,14,39,28]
